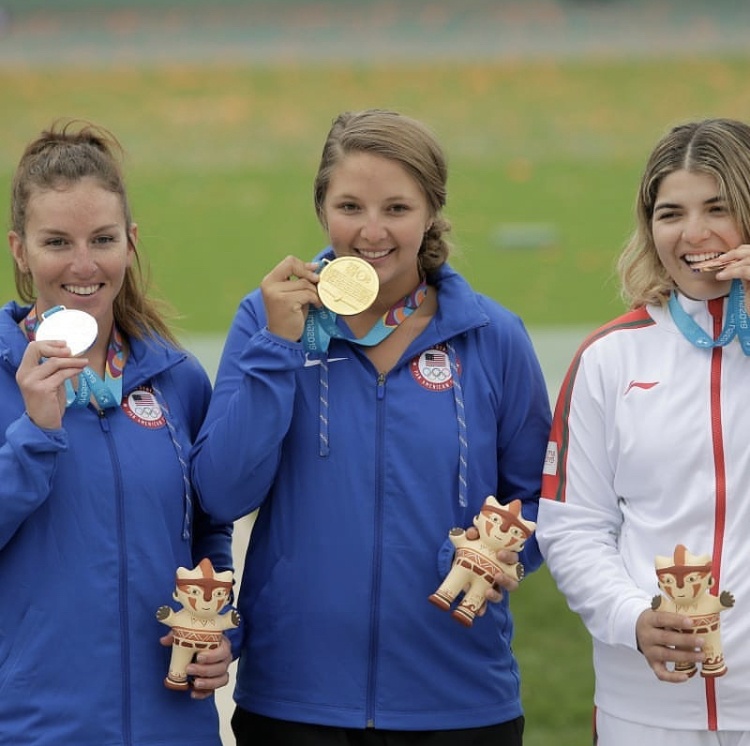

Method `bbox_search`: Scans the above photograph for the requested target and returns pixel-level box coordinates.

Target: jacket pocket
[0,605,42,696]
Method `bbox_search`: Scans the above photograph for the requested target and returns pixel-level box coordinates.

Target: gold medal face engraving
[36,308,98,357]
[317,257,379,315]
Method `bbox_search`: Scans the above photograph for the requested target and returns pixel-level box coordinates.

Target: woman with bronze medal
[192,109,551,746]
[0,121,234,744]
[537,119,750,744]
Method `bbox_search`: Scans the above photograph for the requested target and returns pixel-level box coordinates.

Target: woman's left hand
[482,549,521,608]
[464,527,521,612]
[159,634,234,699]
[715,244,750,311]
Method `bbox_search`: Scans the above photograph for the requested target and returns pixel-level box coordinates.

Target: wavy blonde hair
[618,118,750,308]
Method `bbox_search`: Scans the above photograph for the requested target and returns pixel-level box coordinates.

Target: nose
[70,244,97,276]
[359,212,387,243]
[681,214,710,244]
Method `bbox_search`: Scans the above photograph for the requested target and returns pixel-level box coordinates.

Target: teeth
[685,252,722,264]
[65,284,99,296]
[357,249,391,260]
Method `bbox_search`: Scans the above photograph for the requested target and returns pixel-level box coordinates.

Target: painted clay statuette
[429,496,536,627]
[652,544,735,678]
[156,558,240,691]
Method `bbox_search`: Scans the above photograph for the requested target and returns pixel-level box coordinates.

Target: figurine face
[657,568,713,605]
[474,510,521,548]
[174,583,230,619]
[471,496,535,551]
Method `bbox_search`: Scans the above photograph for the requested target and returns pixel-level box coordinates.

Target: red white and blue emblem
[123,387,166,428]
[410,344,459,392]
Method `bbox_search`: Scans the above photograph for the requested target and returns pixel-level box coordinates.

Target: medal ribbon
[302,280,428,353]
[25,305,126,409]
[668,279,750,355]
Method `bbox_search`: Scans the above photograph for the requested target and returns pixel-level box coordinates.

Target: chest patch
[410,344,460,392]
[123,386,166,429]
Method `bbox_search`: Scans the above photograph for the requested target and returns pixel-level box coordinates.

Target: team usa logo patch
[123,387,166,429]
[410,344,460,392]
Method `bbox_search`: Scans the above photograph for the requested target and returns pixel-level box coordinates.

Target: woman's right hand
[16,340,89,430]
[635,608,705,683]
[260,255,322,342]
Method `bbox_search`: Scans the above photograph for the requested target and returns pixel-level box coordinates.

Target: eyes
[44,234,119,249]
[184,586,229,600]
[335,201,412,216]
[653,202,730,222]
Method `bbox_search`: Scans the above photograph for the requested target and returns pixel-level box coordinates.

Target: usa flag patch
[123,387,166,429]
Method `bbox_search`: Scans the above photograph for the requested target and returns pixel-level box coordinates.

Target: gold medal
[317,257,379,315]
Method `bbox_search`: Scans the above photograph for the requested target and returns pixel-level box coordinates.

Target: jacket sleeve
[485,311,552,575]
[536,347,651,650]
[191,293,305,523]
[0,414,67,551]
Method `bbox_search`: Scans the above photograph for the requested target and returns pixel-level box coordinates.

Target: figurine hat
[479,496,536,537]
[655,544,711,575]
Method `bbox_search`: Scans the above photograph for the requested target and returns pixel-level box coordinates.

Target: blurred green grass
[3,58,750,335]
[3,57,750,745]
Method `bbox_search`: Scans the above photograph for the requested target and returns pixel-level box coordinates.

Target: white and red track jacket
[537,292,750,731]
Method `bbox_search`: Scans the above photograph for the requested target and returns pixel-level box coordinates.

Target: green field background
[5,58,750,335]
[3,3,750,744]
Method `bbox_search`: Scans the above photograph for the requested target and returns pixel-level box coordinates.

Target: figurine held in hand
[652,544,734,678]
[157,558,240,691]
[429,496,536,627]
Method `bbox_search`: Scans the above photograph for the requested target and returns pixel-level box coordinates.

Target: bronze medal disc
[36,308,98,356]
[317,257,379,315]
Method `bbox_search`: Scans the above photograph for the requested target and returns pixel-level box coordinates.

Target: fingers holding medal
[261,255,322,342]
[262,254,380,342]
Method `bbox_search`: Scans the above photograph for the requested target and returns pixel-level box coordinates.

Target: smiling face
[8,177,135,336]
[321,152,433,304]
[651,169,742,300]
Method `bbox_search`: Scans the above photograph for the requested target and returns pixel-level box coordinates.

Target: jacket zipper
[98,409,133,745]
[366,373,387,727]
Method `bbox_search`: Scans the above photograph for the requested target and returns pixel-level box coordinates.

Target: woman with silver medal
[192,109,551,746]
[0,120,234,745]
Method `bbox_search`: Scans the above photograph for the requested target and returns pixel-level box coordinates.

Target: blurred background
[2,1,749,744]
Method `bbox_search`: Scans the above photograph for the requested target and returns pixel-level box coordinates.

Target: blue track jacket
[0,301,233,746]
[192,263,551,730]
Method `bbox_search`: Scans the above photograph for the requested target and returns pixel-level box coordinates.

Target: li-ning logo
[623,380,660,396]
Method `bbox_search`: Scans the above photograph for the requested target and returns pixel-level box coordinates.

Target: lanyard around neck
[668,279,750,355]
[25,305,126,409]
[302,279,428,353]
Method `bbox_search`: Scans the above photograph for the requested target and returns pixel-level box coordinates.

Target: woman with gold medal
[192,109,551,746]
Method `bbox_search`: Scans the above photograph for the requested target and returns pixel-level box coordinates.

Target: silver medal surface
[36,308,98,356]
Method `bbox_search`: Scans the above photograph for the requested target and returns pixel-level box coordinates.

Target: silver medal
[36,307,98,356]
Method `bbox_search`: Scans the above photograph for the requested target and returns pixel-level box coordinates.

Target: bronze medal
[317,256,379,315]
[36,307,98,356]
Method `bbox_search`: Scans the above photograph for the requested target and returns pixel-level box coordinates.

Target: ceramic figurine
[429,496,536,627]
[652,544,734,678]
[156,557,240,691]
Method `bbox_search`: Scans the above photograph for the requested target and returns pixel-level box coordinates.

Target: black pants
[232,707,524,746]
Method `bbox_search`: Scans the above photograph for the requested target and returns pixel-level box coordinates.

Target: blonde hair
[10,119,179,345]
[619,118,750,308]
[313,109,452,275]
